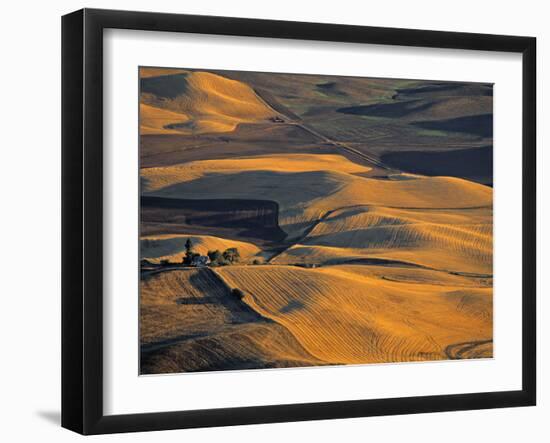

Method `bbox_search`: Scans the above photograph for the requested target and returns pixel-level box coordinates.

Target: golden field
[139,68,493,373]
[140,70,274,135]
[217,265,491,364]
[140,268,324,373]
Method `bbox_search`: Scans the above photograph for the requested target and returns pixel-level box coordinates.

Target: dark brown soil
[140,122,322,168]
[411,114,493,138]
[381,145,493,186]
[141,196,287,247]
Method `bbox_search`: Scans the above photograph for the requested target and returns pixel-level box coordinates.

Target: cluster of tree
[156,239,242,267]
[207,247,240,266]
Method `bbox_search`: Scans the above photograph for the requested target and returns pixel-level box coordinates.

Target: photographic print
[139,67,493,375]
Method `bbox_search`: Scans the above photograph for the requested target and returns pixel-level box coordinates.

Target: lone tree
[223,247,240,264]
[185,238,193,254]
[183,238,195,265]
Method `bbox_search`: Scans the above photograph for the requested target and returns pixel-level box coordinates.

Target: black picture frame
[62,8,537,435]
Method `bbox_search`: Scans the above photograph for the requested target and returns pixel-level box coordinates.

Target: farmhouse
[190,255,211,267]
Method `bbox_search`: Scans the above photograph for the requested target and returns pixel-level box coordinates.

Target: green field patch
[416,129,449,137]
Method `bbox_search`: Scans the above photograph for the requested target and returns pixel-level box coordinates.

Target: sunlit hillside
[217,265,492,364]
[140,70,274,135]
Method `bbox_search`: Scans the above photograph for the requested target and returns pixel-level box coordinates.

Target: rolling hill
[273,205,492,274]
[140,268,324,373]
[142,153,491,245]
[217,265,492,364]
[138,67,494,373]
[140,103,189,135]
[140,70,275,135]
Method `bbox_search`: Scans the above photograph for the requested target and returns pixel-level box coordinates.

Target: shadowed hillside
[140,268,325,373]
[381,145,492,185]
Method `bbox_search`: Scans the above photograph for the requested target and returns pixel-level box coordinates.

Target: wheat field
[139,67,493,374]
